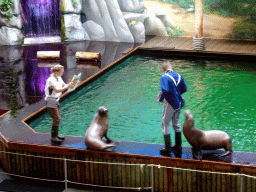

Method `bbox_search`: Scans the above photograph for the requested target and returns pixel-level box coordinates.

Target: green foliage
[0,0,13,11]
[60,0,65,13]
[177,0,194,10]
[129,20,140,26]
[61,15,67,41]
[205,0,256,17]
[71,0,78,7]
[154,0,256,18]
[0,0,14,21]
[229,21,256,40]
[249,5,256,21]
[4,11,13,21]
[3,70,19,116]
[166,26,185,36]
[155,0,194,10]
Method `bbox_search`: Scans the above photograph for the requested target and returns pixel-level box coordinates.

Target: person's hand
[158,100,161,104]
[67,82,74,88]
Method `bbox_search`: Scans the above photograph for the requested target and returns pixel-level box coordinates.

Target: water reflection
[24,59,51,104]
[0,41,136,115]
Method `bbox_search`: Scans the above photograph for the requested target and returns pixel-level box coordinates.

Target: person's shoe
[51,126,63,144]
[57,135,65,140]
[160,134,172,156]
[160,148,172,155]
[171,145,182,153]
[51,137,63,143]
[171,132,182,153]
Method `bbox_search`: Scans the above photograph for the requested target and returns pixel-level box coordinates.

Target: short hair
[162,61,172,71]
[51,64,64,73]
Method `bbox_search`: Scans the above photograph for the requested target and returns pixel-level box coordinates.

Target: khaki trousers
[162,101,181,135]
[47,102,61,126]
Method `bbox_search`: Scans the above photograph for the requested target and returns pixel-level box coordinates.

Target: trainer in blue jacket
[158,61,187,155]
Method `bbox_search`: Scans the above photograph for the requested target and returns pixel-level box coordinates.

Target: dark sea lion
[85,106,116,151]
[183,110,232,159]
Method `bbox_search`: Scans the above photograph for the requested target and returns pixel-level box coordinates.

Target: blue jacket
[159,70,187,109]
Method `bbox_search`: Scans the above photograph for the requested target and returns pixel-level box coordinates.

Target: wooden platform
[140,36,256,56]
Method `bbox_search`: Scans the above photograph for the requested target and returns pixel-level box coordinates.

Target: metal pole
[194,0,203,38]
[193,0,205,50]
[240,174,243,192]
[151,165,154,192]
[64,158,68,192]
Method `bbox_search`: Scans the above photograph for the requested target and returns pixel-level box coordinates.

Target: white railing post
[64,158,68,192]
[151,165,154,192]
[240,174,243,192]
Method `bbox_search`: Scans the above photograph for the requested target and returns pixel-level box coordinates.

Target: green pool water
[30,54,256,152]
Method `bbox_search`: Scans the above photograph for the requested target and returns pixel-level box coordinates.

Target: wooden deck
[140,36,256,56]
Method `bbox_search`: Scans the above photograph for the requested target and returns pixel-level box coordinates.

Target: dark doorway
[21,0,61,38]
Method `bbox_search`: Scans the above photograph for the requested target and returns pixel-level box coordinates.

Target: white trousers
[161,101,181,135]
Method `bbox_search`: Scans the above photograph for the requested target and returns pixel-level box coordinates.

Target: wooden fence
[0,141,255,192]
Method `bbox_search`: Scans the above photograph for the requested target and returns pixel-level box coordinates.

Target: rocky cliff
[0,0,174,45]
[0,0,23,45]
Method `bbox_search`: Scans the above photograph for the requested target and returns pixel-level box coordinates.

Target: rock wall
[0,0,174,45]
[0,0,23,45]
[60,0,88,41]
[0,45,26,113]
[81,0,168,43]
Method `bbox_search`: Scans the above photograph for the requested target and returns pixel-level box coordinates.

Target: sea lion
[85,106,116,151]
[183,110,232,160]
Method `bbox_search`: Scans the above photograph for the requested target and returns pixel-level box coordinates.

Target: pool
[29,54,256,153]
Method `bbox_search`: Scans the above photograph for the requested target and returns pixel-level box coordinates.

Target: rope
[0,150,151,166]
[4,151,150,167]
[0,150,64,160]
[0,170,65,183]
[67,180,152,191]
[159,164,256,179]
[68,158,151,167]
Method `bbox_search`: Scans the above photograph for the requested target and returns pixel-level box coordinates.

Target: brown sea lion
[183,110,232,160]
[85,106,116,151]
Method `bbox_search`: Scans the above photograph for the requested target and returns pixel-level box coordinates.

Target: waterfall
[21,0,61,38]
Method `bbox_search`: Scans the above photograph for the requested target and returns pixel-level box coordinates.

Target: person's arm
[158,91,164,104]
[158,76,172,104]
[49,81,73,93]
[180,76,187,94]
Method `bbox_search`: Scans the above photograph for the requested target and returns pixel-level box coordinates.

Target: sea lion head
[98,106,108,117]
[184,109,194,128]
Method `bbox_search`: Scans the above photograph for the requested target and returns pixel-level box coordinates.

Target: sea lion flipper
[105,135,112,144]
[104,145,116,152]
[219,151,232,157]
[192,147,202,160]
[105,136,119,145]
